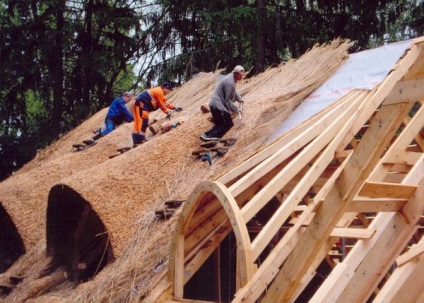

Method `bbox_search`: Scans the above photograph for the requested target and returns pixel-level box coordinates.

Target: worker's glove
[174,106,183,112]
[166,111,173,120]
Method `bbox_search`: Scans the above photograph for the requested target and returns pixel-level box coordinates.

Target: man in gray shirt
[200,65,245,141]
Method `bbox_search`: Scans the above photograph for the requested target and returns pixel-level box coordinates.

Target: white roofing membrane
[268,39,412,142]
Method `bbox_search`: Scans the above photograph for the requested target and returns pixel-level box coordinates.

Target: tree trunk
[51,0,65,133]
[254,0,267,74]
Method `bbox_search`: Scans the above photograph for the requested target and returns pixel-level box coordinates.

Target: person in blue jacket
[84,92,134,145]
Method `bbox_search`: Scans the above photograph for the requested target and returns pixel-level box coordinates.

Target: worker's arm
[234,92,244,104]
[150,87,172,114]
[117,99,134,122]
[223,84,241,113]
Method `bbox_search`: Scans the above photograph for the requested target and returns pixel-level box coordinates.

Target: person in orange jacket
[132,82,182,145]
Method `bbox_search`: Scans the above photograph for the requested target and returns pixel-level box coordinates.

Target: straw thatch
[0,38,352,302]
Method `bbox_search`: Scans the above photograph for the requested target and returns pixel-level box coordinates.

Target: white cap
[233,65,245,73]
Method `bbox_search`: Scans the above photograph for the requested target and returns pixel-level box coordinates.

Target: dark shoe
[92,133,102,140]
[83,139,95,146]
[132,133,147,145]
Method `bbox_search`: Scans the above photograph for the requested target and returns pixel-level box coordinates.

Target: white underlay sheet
[267,39,412,142]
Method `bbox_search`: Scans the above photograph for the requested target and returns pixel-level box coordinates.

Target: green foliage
[0,0,152,180]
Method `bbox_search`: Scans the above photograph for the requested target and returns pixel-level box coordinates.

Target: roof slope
[0,39,352,302]
[148,37,424,303]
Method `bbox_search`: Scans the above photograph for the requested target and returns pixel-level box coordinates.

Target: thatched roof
[0,39,352,302]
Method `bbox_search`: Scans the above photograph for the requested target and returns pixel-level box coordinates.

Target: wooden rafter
[163,39,424,303]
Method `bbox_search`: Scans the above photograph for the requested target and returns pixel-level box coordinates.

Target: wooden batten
[164,38,424,303]
[396,240,424,266]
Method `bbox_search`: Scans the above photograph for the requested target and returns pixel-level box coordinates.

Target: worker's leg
[218,112,234,137]
[204,108,233,139]
[132,109,149,145]
[102,118,116,136]
[133,105,142,133]
[92,118,115,141]
[140,109,150,134]
[132,133,146,146]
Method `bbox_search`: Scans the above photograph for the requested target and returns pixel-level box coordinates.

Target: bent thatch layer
[0,39,352,302]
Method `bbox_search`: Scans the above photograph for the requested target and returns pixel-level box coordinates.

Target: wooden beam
[232,151,352,303]
[383,150,423,165]
[223,91,363,197]
[183,220,231,285]
[250,96,363,258]
[374,247,424,303]
[218,92,359,186]
[241,93,363,224]
[396,239,424,266]
[384,77,424,104]
[261,100,413,302]
[348,197,407,212]
[184,208,227,256]
[358,181,417,199]
[311,151,424,302]
[330,227,375,239]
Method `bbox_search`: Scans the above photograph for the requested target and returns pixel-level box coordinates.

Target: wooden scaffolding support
[163,37,424,303]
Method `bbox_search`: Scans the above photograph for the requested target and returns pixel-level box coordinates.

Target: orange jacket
[133,86,175,133]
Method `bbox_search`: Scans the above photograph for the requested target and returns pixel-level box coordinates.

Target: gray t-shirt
[209,73,244,114]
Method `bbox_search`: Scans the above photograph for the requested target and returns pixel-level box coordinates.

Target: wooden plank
[358,181,417,199]
[384,77,424,104]
[218,93,357,186]
[183,220,231,285]
[184,208,227,256]
[376,101,424,173]
[336,92,378,152]
[185,196,222,238]
[396,241,424,266]
[221,92,362,195]
[330,227,375,239]
[374,253,424,303]
[382,43,423,105]
[250,96,363,258]
[348,197,407,212]
[311,152,424,302]
[232,151,352,303]
[241,93,363,223]
[399,155,424,223]
[383,150,423,165]
[261,100,413,302]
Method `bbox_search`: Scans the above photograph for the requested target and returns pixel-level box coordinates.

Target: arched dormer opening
[46,184,113,283]
[0,203,25,273]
